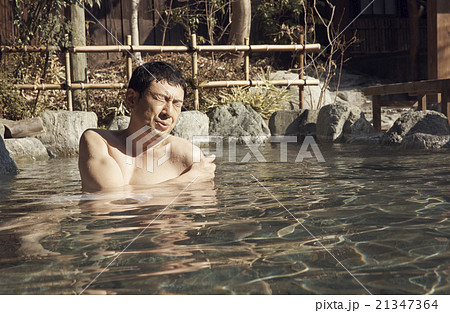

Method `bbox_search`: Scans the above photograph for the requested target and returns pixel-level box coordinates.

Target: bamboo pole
[0,46,60,52]
[196,44,321,52]
[15,83,127,90]
[64,34,73,111]
[1,43,321,54]
[299,34,305,110]
[71,45,190,53]
[15,80,319,90]
[191,34,199,111]
[126,35,133,82]
[244,37,250,81]
[199,79,320,88]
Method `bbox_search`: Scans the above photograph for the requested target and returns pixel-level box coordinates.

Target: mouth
[155,119,170,131]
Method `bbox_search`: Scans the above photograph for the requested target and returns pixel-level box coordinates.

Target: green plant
[1,0,102,120]
[0,73,28,120]
[254,0,309,44]
[169,0,231,44]
[203,67,292,119]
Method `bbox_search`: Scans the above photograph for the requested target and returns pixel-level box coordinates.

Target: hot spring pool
[0,143,448,294]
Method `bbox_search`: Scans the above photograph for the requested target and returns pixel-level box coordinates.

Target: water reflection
[0,144,449,294]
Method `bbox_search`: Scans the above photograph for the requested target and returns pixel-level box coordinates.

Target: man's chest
[109,145,186,185]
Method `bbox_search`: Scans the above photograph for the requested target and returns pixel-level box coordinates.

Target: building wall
[331,0,428,81]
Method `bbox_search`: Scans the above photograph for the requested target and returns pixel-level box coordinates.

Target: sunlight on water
[0,143,449,294]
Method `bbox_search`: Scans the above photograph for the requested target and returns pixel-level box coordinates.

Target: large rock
[267,72,334,110]
[304,81,334,110]
[35,110,98,157]
[345,117,382,145]
[172,111,209,142]
[0,136,18,175]
[208,102,270,143]
[268,110,303,136]
[402,133,450,149]
[334,89,368,106]
[4,137,49,160]
[382,110,450,146]
[298,109,320,137]
[108,116,130,130]
[316,103,364,142]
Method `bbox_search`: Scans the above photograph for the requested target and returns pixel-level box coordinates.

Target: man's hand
[173,154,216,184]
[190,154,216,182]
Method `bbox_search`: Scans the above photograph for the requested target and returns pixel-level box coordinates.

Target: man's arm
[164,140,216,185]
[78,130,125,192]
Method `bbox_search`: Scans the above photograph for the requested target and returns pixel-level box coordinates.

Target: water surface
[0,143,448,294]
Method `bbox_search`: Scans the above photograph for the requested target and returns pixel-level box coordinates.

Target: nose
[160,99,174,118]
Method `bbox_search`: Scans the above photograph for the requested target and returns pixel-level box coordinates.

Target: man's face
[129,80,184,133]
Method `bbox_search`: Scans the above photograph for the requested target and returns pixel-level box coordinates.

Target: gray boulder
[382,110,450,146]
[316,103,363,142]
[0,136,18,175]
[304,80,334,109]
[4,137,49,160]
[108,116,130,130]
[344,117,380,145]
[268,110,302,136]
[402,133,450,149]
[208,102,270,143]
[298,109,320,137]
[35,110,98,157]
[172,111,209,142]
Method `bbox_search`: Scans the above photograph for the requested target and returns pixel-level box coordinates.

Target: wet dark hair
[128,61,187,97]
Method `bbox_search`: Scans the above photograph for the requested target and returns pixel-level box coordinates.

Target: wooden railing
[2,35,321,111]
[363,79,450,131]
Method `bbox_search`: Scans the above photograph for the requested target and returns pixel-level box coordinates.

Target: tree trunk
[70,0,88,111]
[227,0,251,45]
[131,0,142,64]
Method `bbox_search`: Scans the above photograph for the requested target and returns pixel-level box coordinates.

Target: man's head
[128,61,187,97]
[126,61,187,134]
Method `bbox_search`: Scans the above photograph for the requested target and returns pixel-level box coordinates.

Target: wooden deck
[363,79,450,131]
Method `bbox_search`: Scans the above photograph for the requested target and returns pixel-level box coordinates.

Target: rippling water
[0,143,448,294]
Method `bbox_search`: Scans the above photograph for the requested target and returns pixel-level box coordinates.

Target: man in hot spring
[0,63,216,259]
[78,61,216,192]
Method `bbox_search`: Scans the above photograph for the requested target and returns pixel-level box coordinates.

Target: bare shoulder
[79,129,122,160]
[80,128,117,143]
[80,129,123,150]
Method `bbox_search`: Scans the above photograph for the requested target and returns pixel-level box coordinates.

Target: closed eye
[152,94,166,102]
[173,100,183,108]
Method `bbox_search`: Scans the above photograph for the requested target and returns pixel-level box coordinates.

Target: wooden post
[372,95,382,132]
[127,35,133,82]
[442,90,449,124]
[417,94,427,111]
[69,0,88,111]
[191,33,199,111]
[244,37,250,81]
[428,0,450,80]
[298,34,305,109]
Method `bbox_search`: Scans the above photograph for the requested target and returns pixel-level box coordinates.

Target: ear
[125,88,138,110]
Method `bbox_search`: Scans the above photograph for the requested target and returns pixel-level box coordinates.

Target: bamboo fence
[2,35,321,111]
